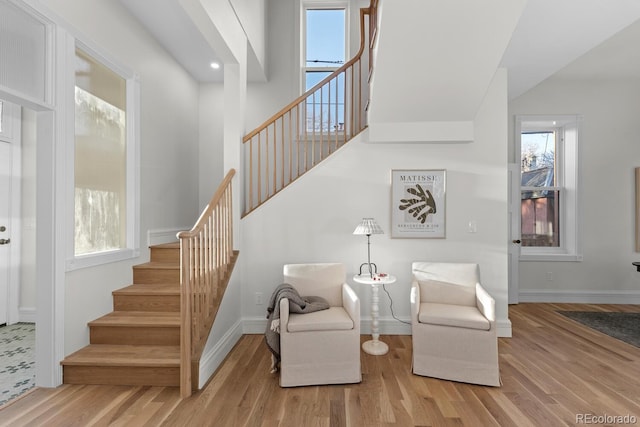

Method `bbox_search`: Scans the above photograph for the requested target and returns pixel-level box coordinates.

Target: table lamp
[353,218,384,277]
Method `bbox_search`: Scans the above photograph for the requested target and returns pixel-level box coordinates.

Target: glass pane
[306,9,345,68]
[305,71,345,132]
[74,49,127,255]
[521,189,559,247]
[305,70,332,91]
[521,131,555,186]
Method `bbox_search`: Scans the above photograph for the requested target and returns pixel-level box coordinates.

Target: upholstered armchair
[409,262,501,386]
[279,263,361,387]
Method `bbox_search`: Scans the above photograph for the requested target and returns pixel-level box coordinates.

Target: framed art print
[391,169,446,238]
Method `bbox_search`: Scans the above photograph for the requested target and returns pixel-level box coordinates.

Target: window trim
[65,40,140,271]
[516,115,582,262]
[300,1,350,95]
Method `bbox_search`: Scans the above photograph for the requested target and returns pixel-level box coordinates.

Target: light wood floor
[1,303,639,426]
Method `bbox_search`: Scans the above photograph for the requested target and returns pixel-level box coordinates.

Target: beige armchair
[280,263,361,387]
[410,262,500,386]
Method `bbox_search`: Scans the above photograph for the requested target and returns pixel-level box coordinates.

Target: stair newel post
[179,235,193,398]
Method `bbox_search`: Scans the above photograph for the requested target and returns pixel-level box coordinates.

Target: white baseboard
[243,316,413,335]
[361,317,412,335]
[243,317,268,334]
[242,316,513,337]
[197,320,244,390]
[497,319,512,338]
[147,227,190,247]
[518,289,640,304]
[19,307,36,323]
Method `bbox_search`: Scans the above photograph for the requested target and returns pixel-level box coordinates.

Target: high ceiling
[118,0,640,98]
[118,0,225,83]
[499,0,640,99]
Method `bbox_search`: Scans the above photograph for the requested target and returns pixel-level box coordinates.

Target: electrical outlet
[255,292,264,305]
[546,272,553,282]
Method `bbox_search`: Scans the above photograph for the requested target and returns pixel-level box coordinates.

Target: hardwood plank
[62,344,179,367]
[132,262,180,285]
[88,311,180,346]
[149,242,180,263]
[2,303,639,426]
[63,366,179,387]
[112,284,180,312]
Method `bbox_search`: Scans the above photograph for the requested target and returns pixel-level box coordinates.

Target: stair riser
[150,247,180,263]
[113,295,180,312]
[63,366,179,387]
[90,327,180,346]
[133,268,180,284]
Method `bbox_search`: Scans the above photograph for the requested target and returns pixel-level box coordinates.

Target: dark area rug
[558,311,640,348]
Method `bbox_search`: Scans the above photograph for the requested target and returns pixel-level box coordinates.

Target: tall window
[521,130,558,247]
[517,115,581,261]
[72,46,137,265]
[304,8,345,90]
[302,4,347,132]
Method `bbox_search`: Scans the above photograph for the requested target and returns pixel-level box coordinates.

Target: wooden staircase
[61,242,183,387]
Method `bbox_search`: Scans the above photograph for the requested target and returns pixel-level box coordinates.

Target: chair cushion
[287,307,354,332]
[416,277,476,306]
[418,303,490,331]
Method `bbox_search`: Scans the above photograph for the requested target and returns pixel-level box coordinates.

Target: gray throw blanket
[265,283,330,373]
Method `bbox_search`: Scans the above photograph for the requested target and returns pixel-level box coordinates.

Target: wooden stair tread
[133,262,179,270]
[89,311,180,327]
[113,283,180,295]
[151,242,180,250]
[62,344,179,367]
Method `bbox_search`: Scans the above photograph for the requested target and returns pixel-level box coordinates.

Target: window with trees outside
[517,115,581,261]
[302,4,347,132]
[71,45,139,269]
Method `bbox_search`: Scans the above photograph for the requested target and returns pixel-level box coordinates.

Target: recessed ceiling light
[210,62,221,70]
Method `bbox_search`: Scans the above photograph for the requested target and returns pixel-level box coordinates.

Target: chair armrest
[279,297,290,334]
[342,283,360,329]
[475,283,495,323]
[410,280,421,324]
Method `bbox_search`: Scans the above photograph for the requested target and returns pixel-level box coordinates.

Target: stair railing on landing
[242,1,377,216]
[178,169,239,398]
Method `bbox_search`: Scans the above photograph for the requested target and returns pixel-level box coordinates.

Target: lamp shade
[353,218,384,236]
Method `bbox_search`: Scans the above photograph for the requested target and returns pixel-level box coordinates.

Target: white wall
[199,84,225,206]
[39,0,201,354]
[241,70,511,336]
[19,107,37,318]
[244,0,297,132]
[510,75,640,302]
[230,0,267,81]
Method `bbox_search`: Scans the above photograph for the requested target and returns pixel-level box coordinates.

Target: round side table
[353,274,396,355]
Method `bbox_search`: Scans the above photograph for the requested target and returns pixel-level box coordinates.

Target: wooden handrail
[178,169,238,398]
[179,169,236,239]
[243,8,368,143]
[242,2,376,216]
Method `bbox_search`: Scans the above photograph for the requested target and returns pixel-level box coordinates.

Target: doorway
[0,100,37,403]
[0,100,23,326]
[508,163,521,304]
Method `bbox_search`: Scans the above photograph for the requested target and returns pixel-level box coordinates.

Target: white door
[0,139,11,325]
[508,163,521,304]
[0,100,20,325]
